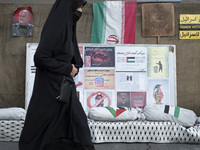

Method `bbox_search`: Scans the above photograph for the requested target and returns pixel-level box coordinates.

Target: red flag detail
[116,109,126,117]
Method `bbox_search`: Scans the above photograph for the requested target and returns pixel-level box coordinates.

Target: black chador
[19,0,95,149]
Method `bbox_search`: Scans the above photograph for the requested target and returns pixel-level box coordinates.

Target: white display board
[25,43,177,112]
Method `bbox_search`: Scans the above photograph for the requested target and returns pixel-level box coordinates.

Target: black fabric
[164,105,170,114]
[18,0,94,150]
[57,76,74,103]
[73,11,82,23]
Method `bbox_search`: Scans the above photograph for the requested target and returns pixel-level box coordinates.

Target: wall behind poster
[26,43,177,113]
[0,2,199,116]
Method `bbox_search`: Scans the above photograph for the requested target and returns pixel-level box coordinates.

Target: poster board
[25,43,177,114]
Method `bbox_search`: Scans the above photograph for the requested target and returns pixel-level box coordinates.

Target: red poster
[130,92,146,108]
[117,92,146,108]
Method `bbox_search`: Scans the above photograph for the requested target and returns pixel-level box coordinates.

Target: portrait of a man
[12,7,34,37]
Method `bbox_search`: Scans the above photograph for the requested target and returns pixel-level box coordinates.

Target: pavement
[0,142,200,150]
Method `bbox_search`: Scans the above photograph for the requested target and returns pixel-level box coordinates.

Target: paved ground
[0,142,200,150]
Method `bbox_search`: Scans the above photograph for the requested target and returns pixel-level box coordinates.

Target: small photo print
[12,7,34,37]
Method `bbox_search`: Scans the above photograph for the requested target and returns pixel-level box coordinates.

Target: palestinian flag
[106,106,127,118]
[90,1,137,44]
[126,57,135,63]
[164,105,180,118]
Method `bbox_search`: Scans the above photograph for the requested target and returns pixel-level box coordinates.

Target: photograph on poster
[115,72,147,91]
[84,69,115,90]
[84,90,115,112]
[117,91,146,108]
[147,79,169,105]
[74,68,84,90]
[115,47,147,71]
[84,47,115,67]
[12,7,34,37]
[147,47,169,78]
[117,92,130,107]
[78,45,84,58]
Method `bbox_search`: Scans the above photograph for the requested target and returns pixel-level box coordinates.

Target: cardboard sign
[142,3,175,37]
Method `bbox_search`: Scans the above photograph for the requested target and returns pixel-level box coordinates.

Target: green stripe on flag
[102,1,106,43]
[174,106,180,118]
[90,2,105,43]
[106,106,116,117]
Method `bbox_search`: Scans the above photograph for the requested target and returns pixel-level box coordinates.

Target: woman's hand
[70,64,78,77]
[76,6,83,12]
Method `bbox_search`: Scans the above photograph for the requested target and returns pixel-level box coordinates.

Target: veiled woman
[19,0,95,149]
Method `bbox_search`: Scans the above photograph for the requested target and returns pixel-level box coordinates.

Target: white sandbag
[197,117,200,124]
[0,107,26,120]
[88,106,138,121]
[144,104,197,127]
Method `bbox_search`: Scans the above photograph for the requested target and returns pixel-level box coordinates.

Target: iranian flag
[90,1,137,44]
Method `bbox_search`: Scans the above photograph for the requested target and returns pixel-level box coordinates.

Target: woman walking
[19,0,95,149]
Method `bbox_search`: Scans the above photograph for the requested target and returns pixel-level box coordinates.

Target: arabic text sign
[115,47,147,71]
[180,14,200,39]
[84,47,115,67]
[115,72,147,91]
[180,31,200,39]
[180,14,200,24]
[84,69,115,90]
